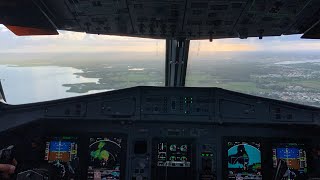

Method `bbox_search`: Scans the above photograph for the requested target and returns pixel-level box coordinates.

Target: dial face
[272,143,308,180]
[87,137,123,180]
[169,156,176,161]
[180,145,188,152]
[228,142,262,180]
[44,137,79,179]
[157,142,191,168]
[181,156,187,161]
[170,144,177,151]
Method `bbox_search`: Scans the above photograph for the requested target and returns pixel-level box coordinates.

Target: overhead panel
[1,0,320,39]
[63,0,133,36]
[285,0,320,35]
[234,0,311,39]
[184,0,246,39]
[62,0,319,39]
[301,20,320,39]
[127,0,186,38]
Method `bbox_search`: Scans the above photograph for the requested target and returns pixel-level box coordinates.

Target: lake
[0,65,108,105]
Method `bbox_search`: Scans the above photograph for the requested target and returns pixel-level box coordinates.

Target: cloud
[190,41,257,55]
[261,41,320,51]
[0,27,320,54]
[27,31,86,41]
[190,35,320,54]
[2,43,165,53]
[27,30,158,42]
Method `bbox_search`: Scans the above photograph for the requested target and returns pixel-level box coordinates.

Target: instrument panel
[0,87,319,179]
[2,122,318,180]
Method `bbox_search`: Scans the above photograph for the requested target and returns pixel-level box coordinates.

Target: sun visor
[5,25,58,36]
[0,0,58,36]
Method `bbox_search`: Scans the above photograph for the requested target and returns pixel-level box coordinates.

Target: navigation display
[44,136,79,179]
[88,137,123,180]
[157,142,191,167]
[227,141,262,180]
[272,143,307,180]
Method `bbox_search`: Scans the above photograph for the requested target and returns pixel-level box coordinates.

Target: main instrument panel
[0,86,319,180]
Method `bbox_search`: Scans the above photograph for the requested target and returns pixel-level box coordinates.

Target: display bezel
[271,141,309,179]
[44,136,79,162]
[223,137,264,180]
[42,135,82,179]
[268,137,313,179]
[151,137,196,180]
[44,132,127,180]
[86,133,127,180]
[223,137,312,180]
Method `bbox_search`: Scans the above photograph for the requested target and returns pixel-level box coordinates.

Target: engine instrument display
[272,143,307,180]
[88,137,123,180]
[227,141,262,180]
[157,142,191,167]
[44,136,79,179]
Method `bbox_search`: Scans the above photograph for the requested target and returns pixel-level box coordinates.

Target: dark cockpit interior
[0,87,319,179]
[1,0,320,179]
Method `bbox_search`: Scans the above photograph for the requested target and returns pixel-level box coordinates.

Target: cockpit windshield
[0,24,320,107]
[0,25,165,104]
[186,37,320,107]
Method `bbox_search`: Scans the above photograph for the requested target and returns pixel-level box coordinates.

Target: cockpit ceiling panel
[301,20,320,39]
[1,0,320,39]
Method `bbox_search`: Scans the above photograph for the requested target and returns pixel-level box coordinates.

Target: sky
[0,24,320,55]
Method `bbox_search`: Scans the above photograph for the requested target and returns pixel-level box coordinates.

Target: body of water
[0,65,107,104]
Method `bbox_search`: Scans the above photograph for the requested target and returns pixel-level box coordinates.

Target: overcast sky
[0,24,320,55]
